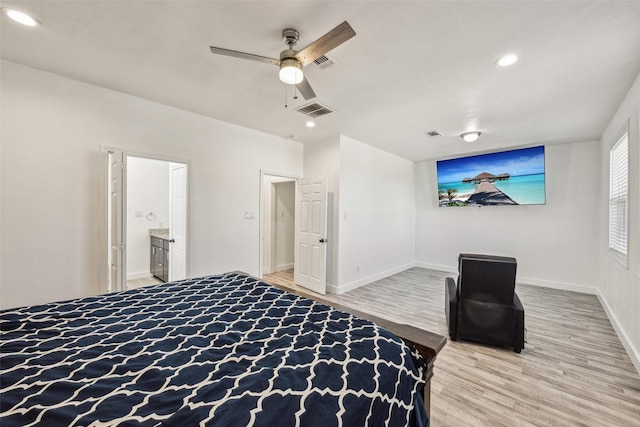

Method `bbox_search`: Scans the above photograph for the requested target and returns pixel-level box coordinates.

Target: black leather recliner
[445,253,525,353]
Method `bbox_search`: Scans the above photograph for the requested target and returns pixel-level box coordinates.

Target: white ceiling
[2,1,639,161]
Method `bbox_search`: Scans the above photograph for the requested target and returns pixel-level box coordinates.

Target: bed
[1,272,445,426]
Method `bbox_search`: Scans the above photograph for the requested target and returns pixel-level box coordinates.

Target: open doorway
[104,149,188,293]
[261,173,297,288]
[125,156,188,289]
[260,172,329,295]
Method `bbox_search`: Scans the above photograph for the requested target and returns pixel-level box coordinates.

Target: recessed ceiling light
[305,121,316,128]
[2,8,41,27]
[496,54,518,67]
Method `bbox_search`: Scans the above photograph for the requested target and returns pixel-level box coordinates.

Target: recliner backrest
[458,255,517,305]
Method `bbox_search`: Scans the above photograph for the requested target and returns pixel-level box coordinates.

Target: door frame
[169,162,188,282]
[100,146,191,294]
[103,148,126,294]
[259,170,301,279]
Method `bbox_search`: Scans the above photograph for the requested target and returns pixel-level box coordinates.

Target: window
[608,124,629,266]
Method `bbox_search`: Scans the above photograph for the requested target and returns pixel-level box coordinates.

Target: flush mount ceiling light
[461,131,481,143]
[496,54,518,67]
[1,8,41,27]
[305,121,316,128]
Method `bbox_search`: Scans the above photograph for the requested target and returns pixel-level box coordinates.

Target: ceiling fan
[210,21,356,100]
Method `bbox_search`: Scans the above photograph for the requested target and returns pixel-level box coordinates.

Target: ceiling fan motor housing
[280,48,298,62]
[282,28,300,46]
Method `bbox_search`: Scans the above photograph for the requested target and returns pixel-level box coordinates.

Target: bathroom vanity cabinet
[150,236,170,282]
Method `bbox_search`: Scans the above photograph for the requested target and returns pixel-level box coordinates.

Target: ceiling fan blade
[295,21,356,66]
[296,76,316,100]
[210,46,280,66]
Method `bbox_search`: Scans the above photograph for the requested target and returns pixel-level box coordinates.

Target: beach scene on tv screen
[437,146,546,207]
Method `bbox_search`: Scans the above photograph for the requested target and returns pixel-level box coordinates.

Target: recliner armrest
[445,277,458,340]
[513,292,525,353]
[513,293,524,312]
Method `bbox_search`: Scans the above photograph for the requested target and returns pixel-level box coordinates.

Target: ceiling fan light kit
[279,58,303,85]
[279,30,304,85]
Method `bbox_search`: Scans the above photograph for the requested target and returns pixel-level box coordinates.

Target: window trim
[608,121,629,268]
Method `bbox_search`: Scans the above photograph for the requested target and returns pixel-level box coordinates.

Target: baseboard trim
[415,262,598,295]
[415,262,456,274]
[334,263,416,294]
[597,291,640,376]
[275,263,294,272]
[127,272,153,281]
[517,276,598,295]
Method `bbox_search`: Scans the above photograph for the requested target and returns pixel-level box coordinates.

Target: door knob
[319,238,328,243]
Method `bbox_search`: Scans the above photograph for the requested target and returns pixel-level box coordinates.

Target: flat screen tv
[436,145,546,207]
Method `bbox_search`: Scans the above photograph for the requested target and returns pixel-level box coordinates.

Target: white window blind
[608,127,629,265]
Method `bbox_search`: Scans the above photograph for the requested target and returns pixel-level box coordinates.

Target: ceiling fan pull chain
[293,84,298,100]
[284,85,288,108]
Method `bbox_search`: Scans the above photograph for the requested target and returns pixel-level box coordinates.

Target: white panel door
[108,150,126,292]
[294,177,328,294]
[169,163,187,281]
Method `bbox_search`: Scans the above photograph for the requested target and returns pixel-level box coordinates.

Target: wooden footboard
[269,282,447,415]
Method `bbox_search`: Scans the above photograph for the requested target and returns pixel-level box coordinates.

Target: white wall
[596,72,640,373]
[338,136,416,293]
[126,156,170,280]
[415,141,601,294]
[273,181,295,271]
[260,174,297,275]
[0,60,303,309]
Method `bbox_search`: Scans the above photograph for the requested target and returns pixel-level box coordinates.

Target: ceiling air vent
[295,102,335,118]
[312,54,337,70]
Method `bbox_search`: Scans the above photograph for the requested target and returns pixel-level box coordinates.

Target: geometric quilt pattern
[1,272,426,426]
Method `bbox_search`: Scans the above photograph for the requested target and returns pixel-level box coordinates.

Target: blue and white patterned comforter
[1,272,427,426]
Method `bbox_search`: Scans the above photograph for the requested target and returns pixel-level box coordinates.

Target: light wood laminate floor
[263,268,640,426]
